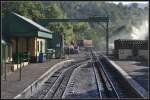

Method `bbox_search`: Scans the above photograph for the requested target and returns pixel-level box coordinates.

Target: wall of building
[12,37,35,63]
[118,49,132,60]
[139,50,149,60]
[12,37,28,53]
[28,37,36,57]
[117,49,148,60]
[12,38,16,53]
[11,37,47,63]
[18,38,27,52]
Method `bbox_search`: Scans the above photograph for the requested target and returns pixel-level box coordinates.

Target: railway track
[29,59,89,99]
[29,50,143,99]
[91,51,125,98]
[91,50,143,98]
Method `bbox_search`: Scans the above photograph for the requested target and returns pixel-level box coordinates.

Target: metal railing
[12,52,31,64]
[12,52,31,80]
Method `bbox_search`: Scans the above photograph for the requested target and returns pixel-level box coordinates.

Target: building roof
[114,39,148,50]
[2,12,52,39]
[12,12,52,33]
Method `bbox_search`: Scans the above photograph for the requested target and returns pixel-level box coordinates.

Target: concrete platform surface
[113,60,149,91]
[1,59,65,99]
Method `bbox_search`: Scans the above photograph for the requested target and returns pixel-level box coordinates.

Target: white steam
[109,20,149,49]
[131,20,148,40]
[95,20,149,51]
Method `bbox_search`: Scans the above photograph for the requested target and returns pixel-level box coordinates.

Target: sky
[107,1,149,5]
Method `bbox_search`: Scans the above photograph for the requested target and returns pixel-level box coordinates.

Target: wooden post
[16,37,18,69]
[19,54,22,81]
[36,38,38,62]
[22,38,24,67]
[19,37,24,81]
[26,38,29,52]
[26,38,28,63]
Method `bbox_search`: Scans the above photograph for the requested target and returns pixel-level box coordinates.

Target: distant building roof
[114,39,148,50]
[12,12,52,33]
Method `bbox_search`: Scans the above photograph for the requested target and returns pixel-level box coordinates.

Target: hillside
[2,1,149,47]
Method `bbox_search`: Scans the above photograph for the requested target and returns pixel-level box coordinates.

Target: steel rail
[29,58,90,99]
[43,60,89,99]
[92,62,103,99]
[91,50,120,98]
[43,64,79,99]
[89,53,103,99]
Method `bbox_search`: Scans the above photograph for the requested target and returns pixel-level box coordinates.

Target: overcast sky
[107,1,148,5]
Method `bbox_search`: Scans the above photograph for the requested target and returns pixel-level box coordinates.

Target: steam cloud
[131,20,148,40]
[109,19,149,49]
[95,19,148,51]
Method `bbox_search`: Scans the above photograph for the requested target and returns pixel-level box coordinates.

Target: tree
[131,3,138,8]
[2,1,148,44]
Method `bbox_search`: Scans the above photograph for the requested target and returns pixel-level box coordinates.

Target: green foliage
[2,1,148,44]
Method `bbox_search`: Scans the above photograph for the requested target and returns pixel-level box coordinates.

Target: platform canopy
[2,12,52,39]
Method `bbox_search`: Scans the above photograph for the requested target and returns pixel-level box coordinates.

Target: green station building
[2,12,53,72]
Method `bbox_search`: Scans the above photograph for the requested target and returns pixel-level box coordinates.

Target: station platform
[1,59,65,99]
[102,55,149,98]
[107,54,148,91]
[113,60,148,91]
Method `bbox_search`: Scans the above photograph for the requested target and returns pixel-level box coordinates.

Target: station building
[2,12,53,72]
[114,39,148,60]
